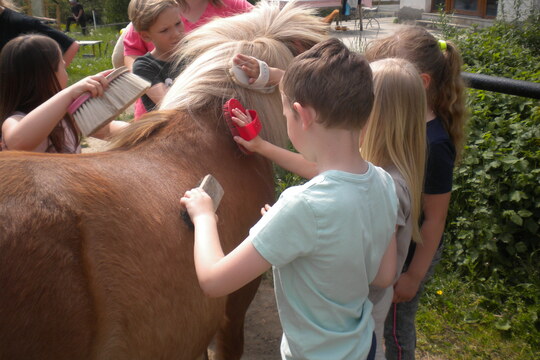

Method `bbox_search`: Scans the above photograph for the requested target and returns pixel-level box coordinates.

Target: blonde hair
[0,0,19,10]
[365,26,467,162]
[160,1,328,147]
[128,0,180,32]
[361,58,426,243]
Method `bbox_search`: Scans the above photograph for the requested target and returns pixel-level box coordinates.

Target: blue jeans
[383,245,442,360]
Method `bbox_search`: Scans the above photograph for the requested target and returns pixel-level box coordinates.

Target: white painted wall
[399,0,538,20]
[400,0,430,11]
[31,0,43,17]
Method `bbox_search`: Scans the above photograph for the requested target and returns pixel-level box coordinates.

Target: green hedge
[441,14,540,347]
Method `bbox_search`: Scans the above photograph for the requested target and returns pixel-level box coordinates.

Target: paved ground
[331,16,405,50]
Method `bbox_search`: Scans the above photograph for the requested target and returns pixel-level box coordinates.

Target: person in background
[0,35,128,153]
[0,0,79,66]
[65,0,86,35]
[365,26,467,360]
[129,0,186,115]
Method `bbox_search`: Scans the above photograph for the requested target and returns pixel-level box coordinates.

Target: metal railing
[462,72,540,99]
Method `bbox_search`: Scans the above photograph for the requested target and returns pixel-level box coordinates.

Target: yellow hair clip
[438,39,447,51]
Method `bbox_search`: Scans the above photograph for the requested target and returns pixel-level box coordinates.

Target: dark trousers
[66,15,86,35]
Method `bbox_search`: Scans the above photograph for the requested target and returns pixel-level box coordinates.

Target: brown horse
[0,2,327,359]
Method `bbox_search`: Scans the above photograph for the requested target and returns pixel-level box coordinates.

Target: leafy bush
[103,0,130,24]
[439,15,540,350]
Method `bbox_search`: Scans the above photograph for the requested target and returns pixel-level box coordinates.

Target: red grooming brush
[223,98,262,154]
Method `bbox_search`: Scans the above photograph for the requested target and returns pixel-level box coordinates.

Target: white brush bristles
[73,71,150,136]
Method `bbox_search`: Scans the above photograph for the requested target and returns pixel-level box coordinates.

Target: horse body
[0,112,274,359]
[0,2,327,358]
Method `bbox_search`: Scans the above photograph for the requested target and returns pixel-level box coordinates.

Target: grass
[417,267,538,359]
[65,27,121,84]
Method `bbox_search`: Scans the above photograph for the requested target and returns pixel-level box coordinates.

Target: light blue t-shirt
[249,164,398,360]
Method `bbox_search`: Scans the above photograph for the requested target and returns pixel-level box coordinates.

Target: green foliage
[435,15,540,352]
[102,0,130,24]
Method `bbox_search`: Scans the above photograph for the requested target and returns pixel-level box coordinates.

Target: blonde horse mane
[109,1,328,150]
[158,0,329,147]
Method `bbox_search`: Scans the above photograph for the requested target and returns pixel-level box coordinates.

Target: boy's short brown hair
[128,0,179,32]
[280,37,373,130]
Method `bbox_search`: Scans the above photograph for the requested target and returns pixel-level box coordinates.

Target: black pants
[66,15,86,35]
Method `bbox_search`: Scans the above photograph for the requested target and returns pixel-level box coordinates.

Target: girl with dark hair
[0,34,128,153]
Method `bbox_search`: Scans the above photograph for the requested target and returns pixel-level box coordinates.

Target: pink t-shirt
[123,0,253,57]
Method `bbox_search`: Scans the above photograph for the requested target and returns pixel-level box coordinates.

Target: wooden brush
[68,66,151,136]
[182,174,225,229]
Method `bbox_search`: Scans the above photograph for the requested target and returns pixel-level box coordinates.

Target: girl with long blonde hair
[362,58,426,360]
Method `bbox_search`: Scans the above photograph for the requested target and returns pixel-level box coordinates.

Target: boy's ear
[139,31,152,43]
[293,102,316,130]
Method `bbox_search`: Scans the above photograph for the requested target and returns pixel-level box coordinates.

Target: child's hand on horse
[231,108,264,152]
[233,54,260,84]
[260,204,272,216]
[181,187,217,224]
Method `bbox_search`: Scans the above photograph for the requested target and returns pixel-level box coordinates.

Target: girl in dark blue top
[365,26,467,360]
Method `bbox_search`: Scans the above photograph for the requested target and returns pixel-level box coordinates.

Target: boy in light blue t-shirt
[181,38,398,359]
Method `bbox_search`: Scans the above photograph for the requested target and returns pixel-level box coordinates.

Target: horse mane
[109,1,328,150]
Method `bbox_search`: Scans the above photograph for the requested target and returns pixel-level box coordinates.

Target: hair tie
[438,39,447,51]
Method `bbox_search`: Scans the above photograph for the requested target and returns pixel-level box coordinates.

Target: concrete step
[416,19,470,29]
[421,12,494,28]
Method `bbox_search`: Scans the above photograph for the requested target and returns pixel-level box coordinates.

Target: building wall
[498,0,537,21]
[30,0,43,17]
[400,0,430,11]
[400,0,538,20]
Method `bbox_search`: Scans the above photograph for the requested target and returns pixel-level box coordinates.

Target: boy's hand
[260,204,272,216]
[181,187,216,223]
[231,108,264,152]
[233,54,260,84]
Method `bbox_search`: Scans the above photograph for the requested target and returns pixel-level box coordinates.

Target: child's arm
[392,192,451,302]
[233,54,284,87]
[231,108,318,179]
[91,120,130,140]
[181,188,272,297]
[371,230,398,288]
[144,83,169,107]
[1,75,108,151]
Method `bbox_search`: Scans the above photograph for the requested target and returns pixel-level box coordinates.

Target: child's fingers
[231,108,252,123]
[231,116,246,127]
[260,204,271,216]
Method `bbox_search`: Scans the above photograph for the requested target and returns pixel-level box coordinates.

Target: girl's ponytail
[437,41,467,162]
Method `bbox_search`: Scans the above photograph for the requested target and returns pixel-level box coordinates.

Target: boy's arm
[181,188,271,297]
[371,229,397,288]
[231,108,318,179]
[144,83,168,106]
[392,192,451,303]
